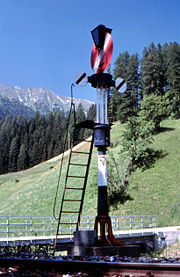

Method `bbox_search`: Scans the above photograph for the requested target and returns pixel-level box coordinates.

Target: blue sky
[0,0,179,102]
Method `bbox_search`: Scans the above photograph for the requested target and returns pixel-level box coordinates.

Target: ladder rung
[66,187,83,190]
[60,222,77,225]
[76,139,92,143]
[63,199,81,202]
[72,151,90,154]
[70,163,88,166]
[58,233,72,236]
[61,211,79,214]
[67,175,85,178]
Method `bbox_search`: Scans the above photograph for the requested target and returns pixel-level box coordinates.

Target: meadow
[0,119,179,227]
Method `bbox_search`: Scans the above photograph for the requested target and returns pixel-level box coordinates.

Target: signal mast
[75,24,127,245]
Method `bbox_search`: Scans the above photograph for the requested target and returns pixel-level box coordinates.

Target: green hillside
[0,119,180,227]
[108,119,180,227]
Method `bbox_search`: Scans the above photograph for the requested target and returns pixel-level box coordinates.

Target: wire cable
[53,83,76,220]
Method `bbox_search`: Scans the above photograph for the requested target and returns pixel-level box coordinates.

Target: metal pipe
[105,88,108,124]
[96,86,99,122]
[100,86,104,123]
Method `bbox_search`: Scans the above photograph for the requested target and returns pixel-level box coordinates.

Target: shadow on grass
[156,127,175,134]
[109,191,133,209]
[135,148,168,171]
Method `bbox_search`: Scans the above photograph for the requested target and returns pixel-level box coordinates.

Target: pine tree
[127,53,139,114]
[86,104,96,121]
[166,42,180,118]
[75,103,86,142]
[112,52,131,122]
[8,136,19,172]
[139,94,169,131]
[113,51,130,80]
[108,89,121,122]
[84,104,96,137]
[17,138,29,170]
[116,91,133,123]
[52,111,65,156]
[29,128,40,166]
[112,51,139,122]
[141,42,164,97]
[0,116,12,173]
[47,140,54,160]
[157,43,168,94]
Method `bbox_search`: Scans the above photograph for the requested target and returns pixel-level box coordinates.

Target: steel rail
[0,257,179,276]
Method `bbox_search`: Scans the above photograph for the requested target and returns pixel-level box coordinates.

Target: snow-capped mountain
[0,83,94,120]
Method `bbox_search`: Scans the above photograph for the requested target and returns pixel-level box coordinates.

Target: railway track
[0,256,179,276]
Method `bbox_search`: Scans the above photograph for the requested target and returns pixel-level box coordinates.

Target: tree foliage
[141,42,165,96]
[110,52,139,123]
[0,104,95,174]
[109,41,180,122]
[120,116,154,170]
[166,42,180,118]
[139,94,170,131]
[107,152,132,207]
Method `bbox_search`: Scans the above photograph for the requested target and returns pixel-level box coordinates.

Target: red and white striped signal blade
[74,71,88,87]
[115,78,127,93]
[91,32,113,73]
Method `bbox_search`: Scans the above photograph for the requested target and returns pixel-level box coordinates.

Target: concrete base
[69,244,141,257]
[74,230,96,247]
[69,230,141,257]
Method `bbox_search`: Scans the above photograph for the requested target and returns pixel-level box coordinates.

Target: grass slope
[108,119,180,227]
[0,119,179,227]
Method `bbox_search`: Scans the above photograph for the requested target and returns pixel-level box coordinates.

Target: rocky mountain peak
[0,83,94,120]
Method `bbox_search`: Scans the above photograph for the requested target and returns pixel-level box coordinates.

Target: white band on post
[98,154,107,187]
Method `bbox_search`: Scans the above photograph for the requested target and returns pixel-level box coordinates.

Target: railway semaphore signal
[75,24,127,245]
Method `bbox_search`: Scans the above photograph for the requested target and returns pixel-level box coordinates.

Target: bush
[121,116,154,170]
[139,94,170,132]
[107,152,132,207]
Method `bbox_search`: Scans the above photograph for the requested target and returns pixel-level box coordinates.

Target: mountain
[0,83,94,120]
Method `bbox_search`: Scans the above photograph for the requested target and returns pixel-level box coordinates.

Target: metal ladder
[54,120,94,251]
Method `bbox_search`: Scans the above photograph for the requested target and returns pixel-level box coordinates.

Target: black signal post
[88,25,124,245]
[88,73,113,217]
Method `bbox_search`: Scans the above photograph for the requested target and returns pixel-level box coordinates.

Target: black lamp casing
[94,124,110,148]
[91,24,112,49]
[88,73,115,88]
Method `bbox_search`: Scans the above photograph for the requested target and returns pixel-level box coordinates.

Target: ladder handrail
[53,84,76,220]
